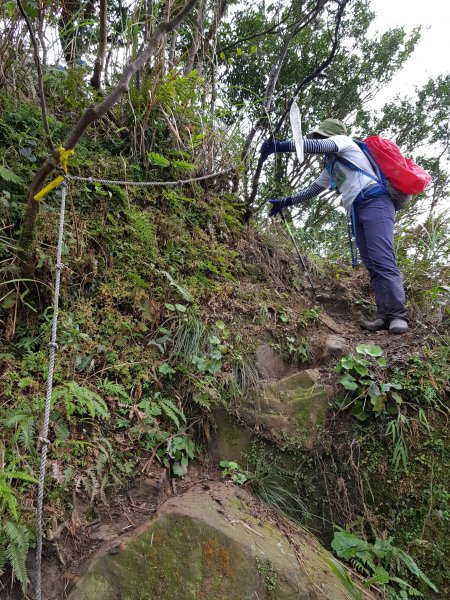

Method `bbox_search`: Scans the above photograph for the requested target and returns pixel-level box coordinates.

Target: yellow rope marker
[33,146,74,201]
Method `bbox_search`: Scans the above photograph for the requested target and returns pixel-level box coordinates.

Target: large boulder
[68,482,354,600]
[238,369,332,449]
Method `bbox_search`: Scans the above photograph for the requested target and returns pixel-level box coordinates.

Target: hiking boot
[361,318,388,331]
[389,319,409,334]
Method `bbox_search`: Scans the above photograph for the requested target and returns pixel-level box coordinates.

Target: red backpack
[337,136,432,210]
[364,136,432,195]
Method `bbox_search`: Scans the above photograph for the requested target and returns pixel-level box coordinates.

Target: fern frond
[0,479,18,520]
[158,397,186,430]
[4,521,30,593]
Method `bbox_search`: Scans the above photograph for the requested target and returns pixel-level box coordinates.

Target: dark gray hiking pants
[354,194,408,322]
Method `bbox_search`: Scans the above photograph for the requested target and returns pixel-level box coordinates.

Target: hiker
[260,118,409,334]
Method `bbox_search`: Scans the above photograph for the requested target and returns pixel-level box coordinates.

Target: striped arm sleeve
[303,138,338,154]
[275,138,338,154]
[286,182,325,206]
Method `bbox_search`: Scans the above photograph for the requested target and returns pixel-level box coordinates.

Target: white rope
[35,180,67,600]
[67,167,233,187]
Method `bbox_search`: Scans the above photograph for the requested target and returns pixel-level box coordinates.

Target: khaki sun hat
[307,118,348,138]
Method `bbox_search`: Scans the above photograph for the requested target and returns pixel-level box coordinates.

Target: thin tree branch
[16,0,54,152]
[273,0,349,135]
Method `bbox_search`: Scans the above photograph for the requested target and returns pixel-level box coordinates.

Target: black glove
[260,139,276,161]
[268,197,293,218]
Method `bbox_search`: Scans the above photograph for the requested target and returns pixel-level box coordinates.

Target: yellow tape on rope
[33,146,74,201]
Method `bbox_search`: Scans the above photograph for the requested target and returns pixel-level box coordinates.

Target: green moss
[71,514,268,600]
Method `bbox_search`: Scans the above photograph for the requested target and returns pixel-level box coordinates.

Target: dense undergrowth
[1,77,449,600]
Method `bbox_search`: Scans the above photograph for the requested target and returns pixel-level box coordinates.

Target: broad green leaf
[371,394,385,413]
[340,374,358,391]
[368,383,381,399]
[18,377,33,389]
[353,363,369,377]
[322,557,362,600]
[350,404,370,421]
[356,344,383,357]
[339,356,354,370]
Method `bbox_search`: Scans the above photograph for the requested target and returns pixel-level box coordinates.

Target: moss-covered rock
[68,483,354,600]
[238,369,332,449]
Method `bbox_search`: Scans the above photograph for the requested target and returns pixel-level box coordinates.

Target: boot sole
[389,327,409,334]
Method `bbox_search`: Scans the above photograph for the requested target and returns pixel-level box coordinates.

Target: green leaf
[377,357,388,367]
[353,363,369,377]
[340,374,358,391]
[175,303,186,312]
[394,547,439,592]
[250,45,257,54]
[356,344,383,357]
[18,377,33,389]
[215,320,226,330]
[220,51,225,60]
[172,159,195,172]
[158,363,176,376]
[368,383,381,399]
[147,152,170,167]
[0,165,24,185]
[165,303,176,311]
[6,1,16,17]
[172,457,188,476]
[322,557,362,600]
[350,404,370,421]
[129,272,151,289]
[364,566,390,587]
[158,270,193,302]
[339,356,355,370]
[370,394,385,413]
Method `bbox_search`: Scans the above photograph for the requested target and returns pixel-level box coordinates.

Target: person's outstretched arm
[260,138,338,160]
[268,181,326,217]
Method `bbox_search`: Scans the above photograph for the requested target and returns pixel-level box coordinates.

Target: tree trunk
[90,0,107,89]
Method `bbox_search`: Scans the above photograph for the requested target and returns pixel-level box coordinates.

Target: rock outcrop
[68,482,352,600]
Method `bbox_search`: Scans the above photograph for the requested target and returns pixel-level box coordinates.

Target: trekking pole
[280,208,316,295]
[346,216,358,268]
[346,205,358,268]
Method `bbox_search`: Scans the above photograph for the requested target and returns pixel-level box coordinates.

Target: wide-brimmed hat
[307,118,347,138]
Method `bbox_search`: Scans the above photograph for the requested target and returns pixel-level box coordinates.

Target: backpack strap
[334,155,381,184]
